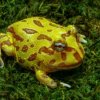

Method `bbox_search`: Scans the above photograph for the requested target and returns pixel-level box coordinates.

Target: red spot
[74,52,81,61]
[7,27,24,42]
[28,53,37,61]
[33,20,44,27]
[37,34,52,41]
[49,59,56,64]
[59,62,66,67]
[39,46,54,55]
[65,47,75,52]
[23,28,38,34]
[61,52,66,61]
[22,45,28,52]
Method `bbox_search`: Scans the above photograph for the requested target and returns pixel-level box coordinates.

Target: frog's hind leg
[35,68,57,88]
[0,32,15,68]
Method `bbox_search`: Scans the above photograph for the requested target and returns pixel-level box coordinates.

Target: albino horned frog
[0,17,86,88]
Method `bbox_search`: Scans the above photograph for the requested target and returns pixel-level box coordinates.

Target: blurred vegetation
[0,0,100,100]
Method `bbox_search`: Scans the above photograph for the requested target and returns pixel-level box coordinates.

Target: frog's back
[7,17,62,37]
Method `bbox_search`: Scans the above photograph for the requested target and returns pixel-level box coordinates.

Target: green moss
[0,0,100,100]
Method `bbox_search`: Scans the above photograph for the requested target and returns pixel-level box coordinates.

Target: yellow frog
[0,17,86,88]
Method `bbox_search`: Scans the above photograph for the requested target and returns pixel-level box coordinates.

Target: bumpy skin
[0,17,85,88]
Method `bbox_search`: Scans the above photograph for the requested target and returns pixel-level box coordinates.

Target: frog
[0,17,87,88]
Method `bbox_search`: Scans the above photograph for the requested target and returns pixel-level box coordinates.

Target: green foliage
[0,0,100,99]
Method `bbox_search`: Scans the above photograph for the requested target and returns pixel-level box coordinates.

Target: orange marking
[22,45,28,52]
[61,52,66,61]
[49,59,56,64]
[7,27,24,42]
[37,34,52,41]
[65,47,75,52]
[33,20,44,27]
[59,62,66,67]
[28,53,37,61]
[74,52,81,61]
[23,28,38,34]
[39,46,54,55]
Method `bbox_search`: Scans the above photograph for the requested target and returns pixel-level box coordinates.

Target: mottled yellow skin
[0,17,85,88]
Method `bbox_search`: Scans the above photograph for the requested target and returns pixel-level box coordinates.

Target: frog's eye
[54,42,66,52]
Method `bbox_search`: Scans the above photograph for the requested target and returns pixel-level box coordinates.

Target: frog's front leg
[35,68,71,88]
[0,32,15,68]
[35,68,57,88]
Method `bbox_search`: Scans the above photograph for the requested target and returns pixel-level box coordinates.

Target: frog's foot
[78,34,87,44]
[0,57,4,68]
[35,69,57,88]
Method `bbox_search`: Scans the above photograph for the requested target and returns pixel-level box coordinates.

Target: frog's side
[0,17,86,88]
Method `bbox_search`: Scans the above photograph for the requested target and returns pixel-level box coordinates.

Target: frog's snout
[0,58,4,68]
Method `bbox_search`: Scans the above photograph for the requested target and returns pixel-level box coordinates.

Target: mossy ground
[0,0,100,100]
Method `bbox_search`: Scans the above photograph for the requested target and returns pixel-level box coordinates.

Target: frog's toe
[60,82,71,88]
[0,58,4,68]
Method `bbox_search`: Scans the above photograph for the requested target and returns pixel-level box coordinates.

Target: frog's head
[49,25,87,70]
[53,25,87,52]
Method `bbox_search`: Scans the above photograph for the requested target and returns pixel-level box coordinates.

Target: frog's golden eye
[54,42,66,52]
